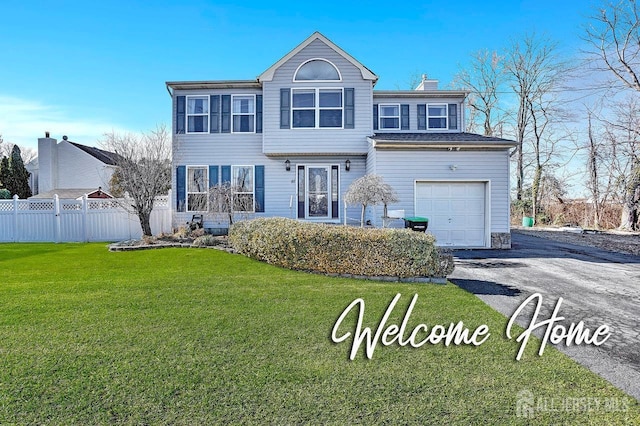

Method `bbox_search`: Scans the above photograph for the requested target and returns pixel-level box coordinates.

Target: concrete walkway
[450,231,640,401]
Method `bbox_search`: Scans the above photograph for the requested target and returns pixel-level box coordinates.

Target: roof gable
[258,31,378,83]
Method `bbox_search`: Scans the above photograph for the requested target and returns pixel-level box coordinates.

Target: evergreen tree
[0,156,10,193]
[6,146,32,198]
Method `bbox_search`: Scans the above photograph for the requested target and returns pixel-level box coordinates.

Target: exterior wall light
[285,159,291,171]
[345,159,351,171]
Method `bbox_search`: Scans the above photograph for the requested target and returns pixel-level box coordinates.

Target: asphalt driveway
[450,231,640,401]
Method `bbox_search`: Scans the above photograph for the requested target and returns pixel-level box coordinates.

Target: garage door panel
[451,185,468,197]
[416,199,433,212]
[467,199,484,211]
[467,214,484,228]
[415,182,486,247]
[432,185,450,197]
[433,199,450,211]
[450,199,467,210]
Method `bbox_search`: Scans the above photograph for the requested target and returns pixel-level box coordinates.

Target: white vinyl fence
[0,193,172,242]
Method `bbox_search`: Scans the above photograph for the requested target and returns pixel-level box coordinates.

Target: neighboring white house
[166,32,518,248]
[28,134,118,199]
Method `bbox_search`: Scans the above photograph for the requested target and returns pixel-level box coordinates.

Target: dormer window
[294,59,341,81]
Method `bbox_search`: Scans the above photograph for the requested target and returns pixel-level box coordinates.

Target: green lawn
[0,243,638,425]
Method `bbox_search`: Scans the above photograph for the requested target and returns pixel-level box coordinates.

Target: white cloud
[0,95,131,150]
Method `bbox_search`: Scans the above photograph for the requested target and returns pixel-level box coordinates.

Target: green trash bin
[522,216,534,227]
[403,216,429,232]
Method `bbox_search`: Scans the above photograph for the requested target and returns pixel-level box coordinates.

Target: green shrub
[229,217,454,278]
[0,188,10,199]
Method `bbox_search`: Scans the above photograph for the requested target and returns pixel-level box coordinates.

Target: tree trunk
[138,211,152,236]
[531,165,542,222]
[620,162,640,231]
[360,204,366,227]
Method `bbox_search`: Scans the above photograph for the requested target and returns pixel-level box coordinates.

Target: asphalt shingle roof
[370,132,516,144]
[68,142,121,165]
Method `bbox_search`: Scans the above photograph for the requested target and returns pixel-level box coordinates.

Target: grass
[0,243,638,425]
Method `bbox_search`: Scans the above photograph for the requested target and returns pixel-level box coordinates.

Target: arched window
[294,59,341,81]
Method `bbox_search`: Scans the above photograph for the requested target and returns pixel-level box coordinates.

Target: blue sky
[1,0,595,151]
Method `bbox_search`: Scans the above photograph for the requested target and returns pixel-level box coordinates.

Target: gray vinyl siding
[172,107,367,228]
[368,149,511,232]
[372,96,464,133]
[262,39,373,155]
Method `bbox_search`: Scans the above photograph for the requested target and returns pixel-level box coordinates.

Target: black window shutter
[331,165,339,218]
[221,95,231,133]
[297,165,305,218]
[401,104,410,130]
[210,95,220,133]
[280,89,290,129]
[373,104,379,130]
[255,165,265,212]
[448,104,458,130]
[344,88,354,129]
[176,96,185,134]
[176,165,186,212]
[256,95,263,133]
[221,166,231,184]
[417,104,427,130]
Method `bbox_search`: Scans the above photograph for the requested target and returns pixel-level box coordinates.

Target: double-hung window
[292,88,343,128]
[428,104,448,129]
[379,104,400,130]
[232,95,255,133]
[232,165,255,212]
[187,166,208,211]
[187,96,209,133]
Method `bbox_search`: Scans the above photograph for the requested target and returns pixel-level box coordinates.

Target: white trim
[427,103,448,130]
[185,95,210,134]
[378,103,400,130]
[413,179,491,248]
[258,32,378,83]
[293,58,343,82]
[291,88,344,129]
[230,94,257,134]
[186,165,209,212]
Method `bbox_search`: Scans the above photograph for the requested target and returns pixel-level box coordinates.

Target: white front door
[415,182,487,247]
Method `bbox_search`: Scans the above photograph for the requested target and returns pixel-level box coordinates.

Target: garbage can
[403,216,429,232]
[522,216,534,227]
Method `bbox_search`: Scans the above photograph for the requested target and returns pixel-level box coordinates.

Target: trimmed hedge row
[228,217,454,279]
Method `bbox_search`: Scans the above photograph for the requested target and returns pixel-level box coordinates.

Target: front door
[297,165,339,220]
[307,166,329,218]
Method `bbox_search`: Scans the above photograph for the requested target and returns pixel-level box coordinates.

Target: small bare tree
[453,49,506,136]
[344,174,399,227]
[207,183,256,225]
[504,33,564,202]
[101,124,171,236]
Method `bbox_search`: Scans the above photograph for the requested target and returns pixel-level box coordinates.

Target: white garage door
[415,182,486,247]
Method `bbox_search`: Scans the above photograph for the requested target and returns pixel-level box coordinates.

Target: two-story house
[167,32,517,248]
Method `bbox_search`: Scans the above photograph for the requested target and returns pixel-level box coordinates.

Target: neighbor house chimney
[415,73,439,91]
[37,133,58,193]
